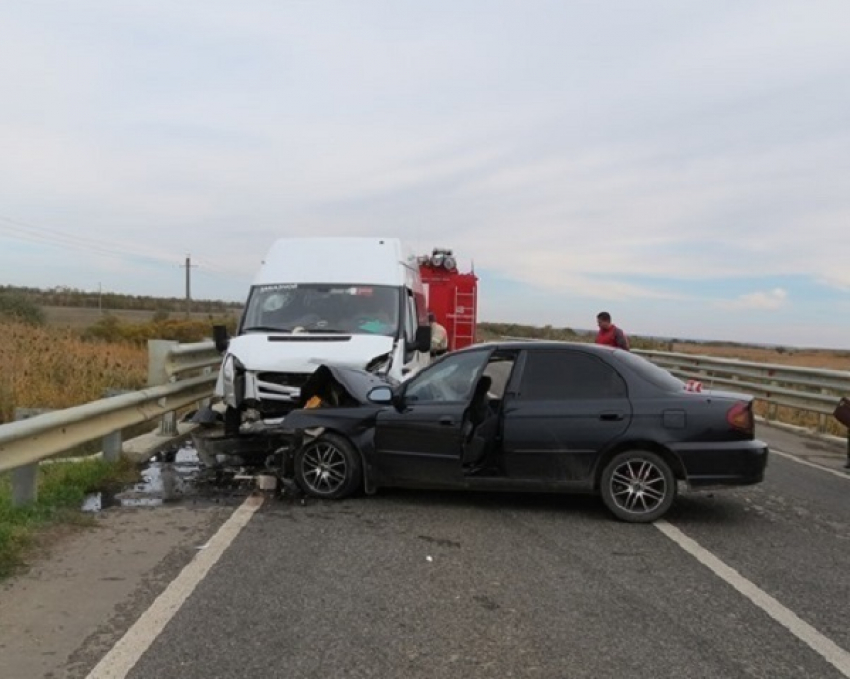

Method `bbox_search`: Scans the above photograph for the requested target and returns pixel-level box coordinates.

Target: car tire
[294,433,362,500]
[600,450,676,523]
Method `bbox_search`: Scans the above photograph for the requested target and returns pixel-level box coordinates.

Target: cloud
[0,2,849,344]
[716,288,788,311]
[817,277,850,293]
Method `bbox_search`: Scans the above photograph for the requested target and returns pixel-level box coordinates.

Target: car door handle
[599,412,625,421]
[438,416,455,426]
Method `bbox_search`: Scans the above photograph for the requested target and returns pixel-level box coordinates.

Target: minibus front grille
[257,372,312,388]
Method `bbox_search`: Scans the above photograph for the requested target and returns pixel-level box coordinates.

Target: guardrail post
[12,408,53,506]
[102,431,123,462]
[766,374,778,421]
[148,339,178,387]
[12,464,37,506]
[148,340,179,436]
[101,388,131,462]
[817,388,829,433]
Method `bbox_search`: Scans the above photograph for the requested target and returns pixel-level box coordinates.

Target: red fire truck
[418,248,478,351]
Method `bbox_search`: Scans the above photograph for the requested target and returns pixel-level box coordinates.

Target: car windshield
[611,350,685,392]
[241,284,400,337]
[405,350,490,402]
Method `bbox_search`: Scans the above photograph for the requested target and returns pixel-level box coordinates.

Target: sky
[1,1,848,348]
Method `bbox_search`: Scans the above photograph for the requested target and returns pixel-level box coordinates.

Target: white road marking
[772,448,850,480]
[656,520,850,678]
[85,495,263,679]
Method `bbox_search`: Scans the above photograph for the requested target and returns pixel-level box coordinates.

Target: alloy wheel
[608,458,668,516]
[300,441,349,495]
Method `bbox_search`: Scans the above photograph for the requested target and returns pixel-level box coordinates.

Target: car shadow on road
[663,489,760,527]
[267,485,766,528]
[272,486,615,522]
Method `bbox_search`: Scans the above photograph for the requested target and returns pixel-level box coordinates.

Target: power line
[192,256,251,281]
[0,213,148,252]
[0,214,252,286]
[0,216,180,267]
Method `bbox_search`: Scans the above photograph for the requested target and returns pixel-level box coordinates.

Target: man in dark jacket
[595,311,630,350]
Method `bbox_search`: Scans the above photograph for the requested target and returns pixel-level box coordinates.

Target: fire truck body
[418,248,478,352]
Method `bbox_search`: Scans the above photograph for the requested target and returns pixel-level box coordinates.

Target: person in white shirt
[429,312,448,356]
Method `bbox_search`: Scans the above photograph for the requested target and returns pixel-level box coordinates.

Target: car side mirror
[212,325,230,353]
[415,325,431,353]
[367,386,394,404]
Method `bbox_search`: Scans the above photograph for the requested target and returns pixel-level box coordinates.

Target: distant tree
[0,283,243,314]
[0,293,46,326]
[82,313,122,342]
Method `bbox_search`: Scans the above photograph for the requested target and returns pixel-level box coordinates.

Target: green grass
[0,457,138,579]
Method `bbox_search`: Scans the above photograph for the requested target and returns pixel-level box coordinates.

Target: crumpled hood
[227,333,394,373]
[275,364,394,435]
[299,364,394,406]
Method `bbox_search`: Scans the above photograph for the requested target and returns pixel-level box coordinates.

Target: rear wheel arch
[593,440,686,490]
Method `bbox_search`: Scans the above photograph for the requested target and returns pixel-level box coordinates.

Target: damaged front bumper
[193,363,393,476]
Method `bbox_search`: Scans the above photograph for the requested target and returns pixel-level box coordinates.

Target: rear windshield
[612,351,684,392]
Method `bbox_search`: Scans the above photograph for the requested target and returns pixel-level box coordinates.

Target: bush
[81,313,123,342]
[0,294,45,326]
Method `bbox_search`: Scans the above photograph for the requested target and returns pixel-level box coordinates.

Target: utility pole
[183,255,197,318]
[98,282,102,314]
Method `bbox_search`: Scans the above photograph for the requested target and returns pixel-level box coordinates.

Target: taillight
[727,401,753,432]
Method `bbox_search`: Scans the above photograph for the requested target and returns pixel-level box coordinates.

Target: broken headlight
[221,354,246,408]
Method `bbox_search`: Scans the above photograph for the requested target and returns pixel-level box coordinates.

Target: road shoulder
[0,502,233,679]
[756,422,849,474]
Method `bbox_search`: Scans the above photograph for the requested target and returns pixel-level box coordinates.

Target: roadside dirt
[0,502,234,679]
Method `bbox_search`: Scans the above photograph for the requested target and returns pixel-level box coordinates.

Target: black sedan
[281,341,768,522]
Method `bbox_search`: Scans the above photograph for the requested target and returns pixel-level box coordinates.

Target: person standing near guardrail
[595,311,630,351]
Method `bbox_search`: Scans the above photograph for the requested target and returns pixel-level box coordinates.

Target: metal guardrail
[148,339,221,383]
[0,339,221,505]
[147,340,221,436]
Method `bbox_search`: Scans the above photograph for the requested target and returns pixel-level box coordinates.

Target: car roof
[457,340,620,355]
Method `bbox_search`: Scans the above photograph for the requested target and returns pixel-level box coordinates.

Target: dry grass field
[0,321,148,423]
[0,305,240,422]
[670,342,850,372]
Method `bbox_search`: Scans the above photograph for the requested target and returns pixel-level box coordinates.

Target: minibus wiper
[242,325,293,333]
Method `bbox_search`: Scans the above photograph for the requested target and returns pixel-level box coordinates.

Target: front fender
[282,405,384,495]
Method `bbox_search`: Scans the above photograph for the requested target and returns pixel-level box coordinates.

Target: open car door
[373,349,491,485]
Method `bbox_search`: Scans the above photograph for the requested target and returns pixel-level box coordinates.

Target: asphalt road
[104,424,849,679]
